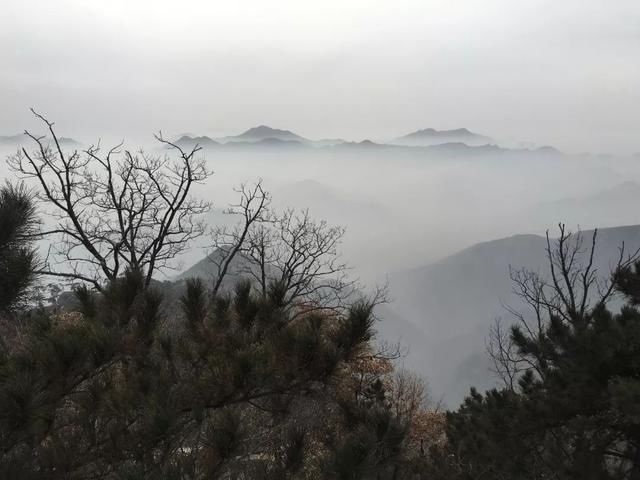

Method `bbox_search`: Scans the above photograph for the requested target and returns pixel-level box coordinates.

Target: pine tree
[0,269,421,479]
[437,227,640,479]
[0,116,432,478]
[0,182,39,313]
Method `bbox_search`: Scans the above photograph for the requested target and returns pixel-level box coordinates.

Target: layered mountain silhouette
[333,140,524,157]
[176,224,640,405]
[174,135,220,149]
[393,128,492,147]
[174,126,312,149]
[0,134,28,145]
[1,126,573,157]
[386,224,640,405]
[0,134,81,147]
[173,214,640,408]
[157,126,572,157]
[221,125,309,143]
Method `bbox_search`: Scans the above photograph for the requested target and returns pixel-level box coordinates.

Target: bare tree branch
[205,183,365,316]
[7,111,212,290]
[493,225,640,390]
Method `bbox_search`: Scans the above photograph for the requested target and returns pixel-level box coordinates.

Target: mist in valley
[4,130,640,405]
[3,4,640,467]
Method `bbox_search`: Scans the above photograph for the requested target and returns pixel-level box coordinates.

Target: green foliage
[0,269,415,479]
[324,379,408,480]
[438,264,640,479]
[0,182,39,312]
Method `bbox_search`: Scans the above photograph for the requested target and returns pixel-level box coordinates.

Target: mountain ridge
[388,223,640,405]
[221,125,309,143]
[0,134,81,146]
[393,127,493,146]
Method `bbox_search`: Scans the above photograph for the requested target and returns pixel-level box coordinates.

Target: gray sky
[2,0,639,153]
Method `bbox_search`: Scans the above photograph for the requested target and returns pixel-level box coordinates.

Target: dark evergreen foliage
[0,116,432,479]
[0,182,39,312]
[0,268,418,479]
[434,231,640,480]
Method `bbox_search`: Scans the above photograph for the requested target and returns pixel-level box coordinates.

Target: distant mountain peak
[243,125,287,135]
[0,133,81,146]
[394,127,491,147]
[174,135,219,147]
[534,145,561,155]
[225,125,309,143]
[403,127,479,139]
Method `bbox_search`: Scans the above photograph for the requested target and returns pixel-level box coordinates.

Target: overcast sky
[2,0,639,153]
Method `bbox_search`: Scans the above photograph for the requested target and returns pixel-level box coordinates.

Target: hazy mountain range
[1,126,633,158]
[386,223,640,405]
[0,134,80,147]
[168,125,570,158]
[391,127,492,147]
[0,128,567,160]
[1,126,618,157]
[170,222,640,407]
[175,125,490,149]
[221,125,309,143]
[175,126,314,149]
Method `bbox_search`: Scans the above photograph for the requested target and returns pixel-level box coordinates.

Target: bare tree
[210,181,271,297]
[7,110,212,290]
[488,224,639,389]
[486,317,532,391]
[208,181,360,316]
